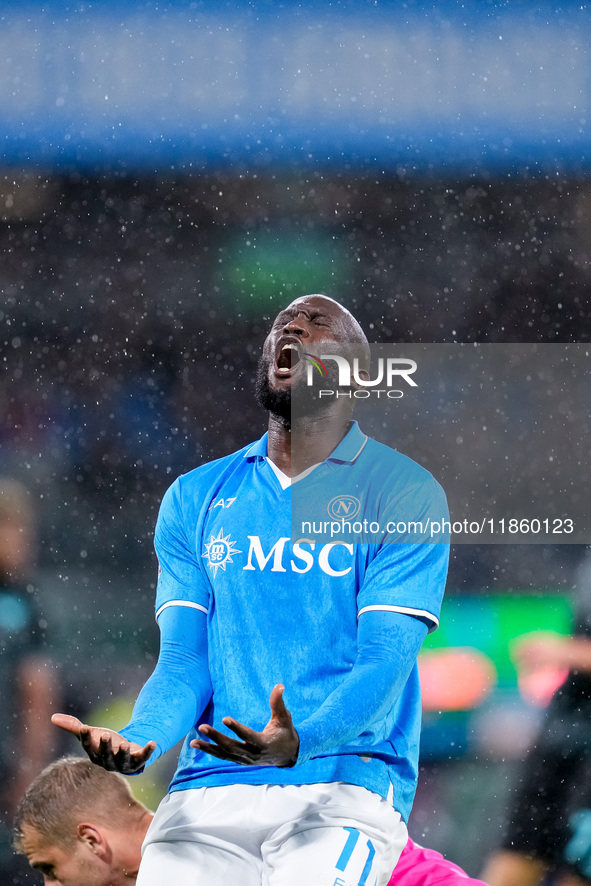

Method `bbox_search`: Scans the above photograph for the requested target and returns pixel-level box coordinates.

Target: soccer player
[480,552,591,886]
[14,756,153,886]
[52,295,449,886]
[394,840,489,885]
[15,759,487,886]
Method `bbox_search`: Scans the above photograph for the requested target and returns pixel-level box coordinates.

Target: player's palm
[51,713,156,774]
[191,683,299,767]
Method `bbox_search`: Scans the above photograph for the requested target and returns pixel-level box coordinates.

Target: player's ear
[354,367,370,386]
[77,823,109,859]
[350,364,370,392]
[350,344,370,390]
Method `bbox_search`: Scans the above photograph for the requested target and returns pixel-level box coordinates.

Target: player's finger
[197,724,249,753]
[96,732,119,770]
[191,739,257,765]
[77,727,106,760]
[100,734,136,772]
[51,713,85,735]
[114,741,141,773]
[269,684,289,719]
[135,740,157,762]
[126,742,155,772]
[222,717,259,744]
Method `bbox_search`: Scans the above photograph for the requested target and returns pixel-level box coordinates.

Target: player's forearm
[563,636,591,672]
[295,662,405,765]
[120,667,210,763]
[295,610,427,764]
[120,606,212,765]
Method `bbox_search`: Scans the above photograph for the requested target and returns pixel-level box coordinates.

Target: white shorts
[137,782,407,886]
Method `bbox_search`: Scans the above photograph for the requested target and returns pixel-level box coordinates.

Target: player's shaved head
[281,294,369,346]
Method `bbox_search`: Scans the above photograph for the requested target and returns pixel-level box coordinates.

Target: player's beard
[255,355,291,426]
[255,353,333,430]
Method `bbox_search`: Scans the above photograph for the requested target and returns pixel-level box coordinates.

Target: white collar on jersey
[265,457,320,489]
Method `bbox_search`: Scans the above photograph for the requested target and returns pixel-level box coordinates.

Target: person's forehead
[20,824,42,854]
[276,295,349,320]
[20,824,55,862]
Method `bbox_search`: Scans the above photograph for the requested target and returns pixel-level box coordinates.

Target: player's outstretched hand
[190,683,299,768]
[51,713,156,774]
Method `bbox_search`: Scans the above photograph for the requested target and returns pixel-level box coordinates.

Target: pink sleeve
[387,839,489,886]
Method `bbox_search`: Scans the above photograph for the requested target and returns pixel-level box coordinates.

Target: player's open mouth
[275,342,301,376]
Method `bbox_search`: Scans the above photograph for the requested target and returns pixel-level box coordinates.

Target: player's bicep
[357,542,447,634]
[358,478,449,632]
[156,603,212,717]
[158,602,208,652]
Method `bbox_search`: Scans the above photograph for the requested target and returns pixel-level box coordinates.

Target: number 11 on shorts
[333,827,376,886]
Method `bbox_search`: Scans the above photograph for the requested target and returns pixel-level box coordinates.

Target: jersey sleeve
[154,477,211,619]
[357,477,450,632]
[296,609,427,765]
[120,605,212,765]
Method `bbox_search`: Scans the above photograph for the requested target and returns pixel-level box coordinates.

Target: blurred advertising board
[419,592,574,759]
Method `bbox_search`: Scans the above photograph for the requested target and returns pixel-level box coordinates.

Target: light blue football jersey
[154,421,449,821]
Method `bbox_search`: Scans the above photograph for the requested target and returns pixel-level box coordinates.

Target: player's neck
[114,812,154,883]
[267,411,353,477]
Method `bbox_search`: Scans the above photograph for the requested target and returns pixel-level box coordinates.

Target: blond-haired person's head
[14,757,153,886]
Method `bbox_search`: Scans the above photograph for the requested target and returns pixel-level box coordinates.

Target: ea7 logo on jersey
[208,496,236,511]
[203,529,242,577]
